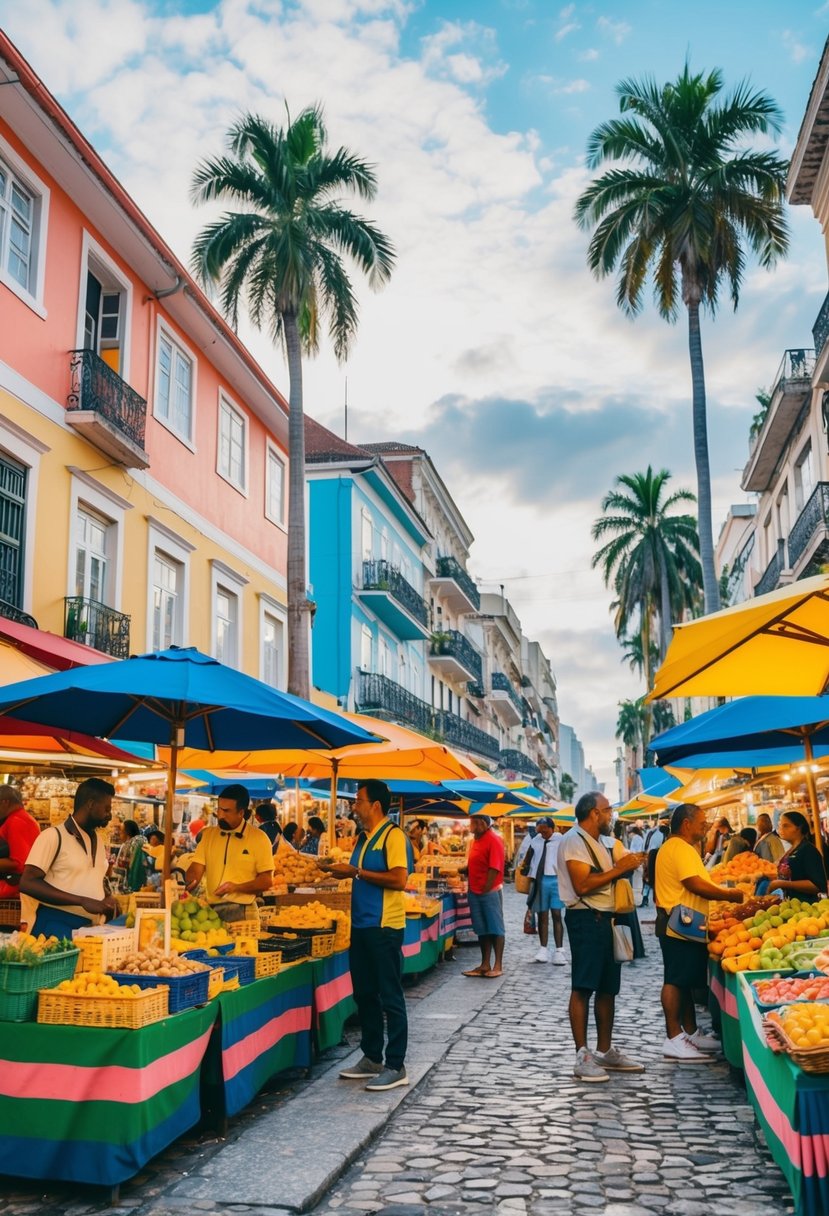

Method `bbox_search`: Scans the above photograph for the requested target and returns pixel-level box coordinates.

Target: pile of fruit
[752,974,829,1006]
[708,895,781,937]
[54,971,152,998]
[169,899,234,948]
[329,908,351,951]
[273,851,326,886]
[268,901,335,931]
[768,1001,829,1049]
[710,896,829,973]
[708,853,777,894]
[0,933,72,964]
[115,947,209,978]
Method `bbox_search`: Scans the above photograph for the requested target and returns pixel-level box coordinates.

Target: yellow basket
[72,929,136,974]
[0,899,21,928]
[207,967,224,1000]
[277,891,352,911]
[311,933,335,959]
[254,952,282,979]
[37,984,169,1029]
[227,913,261,936]
[407,874,428,892]
[133,891,162,908]
[232,936,259,957]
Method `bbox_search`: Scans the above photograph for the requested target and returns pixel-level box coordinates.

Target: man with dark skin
[463,813,506,978]
[0,784,39,897]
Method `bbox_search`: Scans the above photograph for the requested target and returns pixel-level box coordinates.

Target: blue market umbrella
[0,646,379,877]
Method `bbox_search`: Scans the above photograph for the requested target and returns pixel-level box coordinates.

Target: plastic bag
[523,909,537,935]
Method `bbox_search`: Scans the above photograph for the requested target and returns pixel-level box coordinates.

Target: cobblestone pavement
[0,891,798,1216]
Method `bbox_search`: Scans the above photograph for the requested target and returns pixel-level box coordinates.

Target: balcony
[356,670,433,735]
[498,748,542,780]
[64,596,131,659]
[742,349,815,493]
[490,671,524,726]
[788,482,829,575]
[434,710,501,763]
[0,597,37,630]
[67,350,150,470]
[358,559,430,641]
[754,542,785,597]
[428,629,483,685]
[430,555,480,614]
[814,291,829,362]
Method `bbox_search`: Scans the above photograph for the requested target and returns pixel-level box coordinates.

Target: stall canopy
[0,615,112,671]
[0,716,149,767]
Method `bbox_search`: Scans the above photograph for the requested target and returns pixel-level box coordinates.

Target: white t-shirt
[514,833,534,868]
[25,819,109,921]
[556,826,615,912]
[527,833,561,879]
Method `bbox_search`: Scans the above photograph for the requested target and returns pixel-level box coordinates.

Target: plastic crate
[264,920,335,937]
[109,966,210,1012]
[277,892,352,911]
[72,928,136,974]
[216,955,256,986]
[0,899,21,928]
[133,891,162,908]
[231,935,259,957]
[311,933,335,958]
[254,952,281,979]
[0,948,80,1022]
[207,967,224,999]
[37,983,168,1028]
[751,970,829,1012]
[258,934,309,962]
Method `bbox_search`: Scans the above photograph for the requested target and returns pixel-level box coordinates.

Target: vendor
[184,783,274,920]
[407,819,428,863]
[0,784,40,901]
[773,811,828,903]
[143,828,166,866]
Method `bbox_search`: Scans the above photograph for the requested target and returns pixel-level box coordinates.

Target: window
[361,511,373,560]
[152,552,182,650]
[215,585,238,667]
[379,636,390,677]
[0,452,27,608]
[261,611,284,688]
[776,484,789,540]
[74,507,110,603]
[380,529,389,561]
[156,329,194,442]
[360,625,373,670]
[0,145,48,310]
[795,443,815,513]
[266,444,285,525]
[218,396,247,491]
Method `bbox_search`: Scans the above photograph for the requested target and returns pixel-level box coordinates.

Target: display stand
[708,960,743,1068]
[452,891,477,943]
[437,893,457,955]
[402,911,441,975]
[311,949,356,1054]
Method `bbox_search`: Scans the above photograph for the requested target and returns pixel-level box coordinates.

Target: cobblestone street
[0,890,798,1216]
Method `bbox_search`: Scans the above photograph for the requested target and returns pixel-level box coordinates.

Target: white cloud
[783,30,811,64]
[596,15,631,44]
[577,47,600,62]
[420,19,507,88]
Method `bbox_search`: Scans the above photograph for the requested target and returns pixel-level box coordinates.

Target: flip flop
[462,968,488,977]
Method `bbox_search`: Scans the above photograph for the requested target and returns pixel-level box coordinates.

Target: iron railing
[64,596,131,659]
[498,748,542,779]
[434,711,501,761]
[771,348,815,394]
[0,597,37,629]
[491,671,524,715]
[724,533,755,605]
[788,482,829,570]
[434,555,480,611]
[754,544,784,597]
[356,670,433,735]
[361,559,428,628]
[814,292,829,358]
[68,350,148,450]
[429,629,483,684]
[467,682,485,699]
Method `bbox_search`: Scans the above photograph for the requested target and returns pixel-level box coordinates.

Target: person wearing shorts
[524,816,565,965]
[463,814,505,978]
[557,792,646,1083]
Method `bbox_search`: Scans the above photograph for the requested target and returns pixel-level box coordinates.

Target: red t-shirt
[467,829,505,895]
[0,806,41,899]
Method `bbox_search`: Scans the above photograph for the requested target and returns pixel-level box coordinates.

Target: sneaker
[573,1047,609,1083]
[534,946,551,963]
[552,949,567,967]
[339,1055,383,1079]
[364,1066,409,1092]
[595,1046,645,1073]
[662,1034,716,1063]
[686,1029,722,1053]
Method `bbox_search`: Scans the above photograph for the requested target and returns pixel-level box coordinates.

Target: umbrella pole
[162,726,181,892]
[329,759,338,854]
[804,737,823,847]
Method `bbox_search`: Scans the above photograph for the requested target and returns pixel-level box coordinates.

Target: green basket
[0,948,80,1022]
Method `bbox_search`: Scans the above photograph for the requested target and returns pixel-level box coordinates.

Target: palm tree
[616,698,645,750]
[559,772,576,803]
[620,633,658,681]
[575,66,789,613]
[592,467,701,687]
[191,109,395,698]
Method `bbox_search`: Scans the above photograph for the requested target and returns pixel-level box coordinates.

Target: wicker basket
[133,891,162,908]
[0,948,80,1022]
[254,952,282,979]
[277,892,352,911]
[207,967,224,1000]
[37,983,169,1028]
[311,932,335,958]
[73,928,136,974]
[765,1013,829,1073]
[0,899,21,928]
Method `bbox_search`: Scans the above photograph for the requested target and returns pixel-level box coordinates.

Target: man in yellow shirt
[655,803,743,1063]
[185,784,274,921]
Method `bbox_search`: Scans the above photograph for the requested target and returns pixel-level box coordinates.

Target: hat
[470,813,493,826]
[536,816,555,828]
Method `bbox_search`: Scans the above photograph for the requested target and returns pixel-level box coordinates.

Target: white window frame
[265,441,287,529]
[259,594,287,690]
[0,136,49,317]
[145,520,194,651]
[67,472,126,610]
[216,392,249,495]
[210,559,248,670]
[73,505,111,604]
[153,316,197,449]
[795,442,815,513]
[0,417,48,614]
[361,509,374,561]
[360,624,373,671]
[74,231,133,379]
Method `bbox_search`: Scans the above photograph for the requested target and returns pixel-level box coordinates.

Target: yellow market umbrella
[648,573,829,701]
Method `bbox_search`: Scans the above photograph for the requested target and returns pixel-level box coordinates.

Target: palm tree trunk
[641,604,653,745]
[685,298,721,614]
[659,559,672,660]
[284,310,311,700]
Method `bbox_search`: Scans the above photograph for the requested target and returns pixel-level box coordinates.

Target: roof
[0,616,112,671]
[361,442,423,455]
[304,417,368,463]
[788,36,829,205]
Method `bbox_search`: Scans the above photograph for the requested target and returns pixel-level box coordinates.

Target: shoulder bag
[514,842,533,894]
[666,904,708,943]
[581,833,635,914]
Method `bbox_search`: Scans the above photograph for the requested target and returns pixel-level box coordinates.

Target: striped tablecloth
[311,950,356,1054]
[402,911,441,975]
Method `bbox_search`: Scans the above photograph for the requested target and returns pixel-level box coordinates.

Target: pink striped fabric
[222,1006,311,1082]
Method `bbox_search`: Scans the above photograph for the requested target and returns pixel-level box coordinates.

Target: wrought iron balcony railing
[68,349,148,450]
[429,629,483,684]
[0,597,37,630]
[434,555,480,611]
[814,292,829,358]
[361,559,428,628]
[754,544,784,598]
[434,711,501,762]
[771,347,815,393]
[356,670,433,735]
[498,748,542,780]
[64,596,131,659]
[467,682,485,699]
[491,671,524,715]
[788,482,829,571]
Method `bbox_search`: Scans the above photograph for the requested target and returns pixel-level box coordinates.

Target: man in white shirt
[524,817,565,966]
[627,821,645,903]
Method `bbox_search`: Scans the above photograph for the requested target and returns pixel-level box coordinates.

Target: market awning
[0,615,112,671]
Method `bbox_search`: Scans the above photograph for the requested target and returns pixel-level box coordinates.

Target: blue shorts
[531,875,563,913]
[468,889,505,937]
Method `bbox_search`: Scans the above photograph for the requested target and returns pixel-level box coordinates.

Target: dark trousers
[349,926,407,1070]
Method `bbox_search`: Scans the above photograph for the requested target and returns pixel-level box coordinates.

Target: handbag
[514,860,532,895]
[523,909,537,935]
[613,878,635,915]
[666,904,708,943]
[612,922,634,963]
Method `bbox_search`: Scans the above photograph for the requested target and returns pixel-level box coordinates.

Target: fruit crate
[38,983,169,1028]
[183,950,256,987]
[311,932,335,958]
[259,934,310,963]
[751,971,829,1012]
[254,952,281,979]
[207,966,224,1000]
[109,966,210,1012]
[72,928,136,974]
[0,948,80,1022]
[277,892,352,912]
[231,935,259,957]
[133,891,162,908]
[0,899,21,928]
[765,1013,829,1074]
[226,916,261,937]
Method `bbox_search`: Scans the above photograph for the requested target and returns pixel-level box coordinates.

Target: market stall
[402,907,441,975]
[311,949,355,1054]
[708,959,743,1069]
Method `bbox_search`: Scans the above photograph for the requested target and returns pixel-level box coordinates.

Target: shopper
[462,813,506,979]
[640,814,670,907]
[407,819,428,863]
[655,803,744,1062]
[0,784,39,901]
[704,817,734,866]
[754,812,786,864]
[255,801,281,848]
[723,826,757,864]
[322,780,410,1092]
[299,815,326,856]
[20,777,117,936]
[283,822,303,850]
[184,783,274,920]
[557,791,646,1082]
[113,819,150,892]
[524,816,565,965]
[774,810,828,902]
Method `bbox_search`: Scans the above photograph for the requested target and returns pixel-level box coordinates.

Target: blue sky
[4,0,827,786]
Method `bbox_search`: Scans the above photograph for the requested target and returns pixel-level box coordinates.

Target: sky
[4,0,828,790]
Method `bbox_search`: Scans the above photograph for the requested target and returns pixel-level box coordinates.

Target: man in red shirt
[0,784,40,902]
[463,813,506,978]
